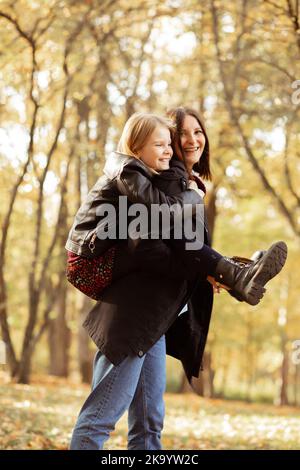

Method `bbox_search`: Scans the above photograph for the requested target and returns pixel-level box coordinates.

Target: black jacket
[74,153,214,383]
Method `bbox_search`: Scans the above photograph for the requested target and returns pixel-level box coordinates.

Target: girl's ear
[132,145,141,159]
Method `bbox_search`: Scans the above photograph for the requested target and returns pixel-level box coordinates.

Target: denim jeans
[70,335,166,450]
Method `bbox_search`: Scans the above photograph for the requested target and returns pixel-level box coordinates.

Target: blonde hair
[117,112,175,158]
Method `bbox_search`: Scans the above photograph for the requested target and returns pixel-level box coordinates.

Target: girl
[68,110,287,450]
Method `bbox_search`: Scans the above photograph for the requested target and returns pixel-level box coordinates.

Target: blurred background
[0,0,299,415]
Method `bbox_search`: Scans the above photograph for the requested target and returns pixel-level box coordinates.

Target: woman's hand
[188,180,198,190]
[207,275,230,294]
[188,180,205,198]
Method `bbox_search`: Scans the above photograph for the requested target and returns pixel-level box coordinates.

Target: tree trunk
[179,352,215,397]
[245,313,254,402]
[279,343,289,406]
[15,298,39,383]
[205,351,215,397]
[15,343,33,384]
[48,279,71,377]
[219,355,231,398]
[278,281,290,406]
[179,373,194,393]
[205,186,217,244]
[191,352,215,397]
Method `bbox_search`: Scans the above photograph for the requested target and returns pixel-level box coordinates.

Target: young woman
[67,110,287,450]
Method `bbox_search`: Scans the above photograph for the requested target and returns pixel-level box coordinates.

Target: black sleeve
[116,161,203,209]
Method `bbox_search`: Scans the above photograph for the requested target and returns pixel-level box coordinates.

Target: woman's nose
[187,134,197,145]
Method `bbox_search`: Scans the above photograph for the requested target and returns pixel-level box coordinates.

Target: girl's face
[137,125,173,171]
[177,115,206,172]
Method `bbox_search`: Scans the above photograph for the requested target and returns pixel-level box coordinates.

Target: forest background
[0,0,300,450]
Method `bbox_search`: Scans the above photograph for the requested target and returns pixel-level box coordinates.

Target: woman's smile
[179,115,206,172]
[184,146,201,152]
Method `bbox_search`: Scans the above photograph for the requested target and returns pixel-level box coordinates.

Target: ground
[0,375,300,450]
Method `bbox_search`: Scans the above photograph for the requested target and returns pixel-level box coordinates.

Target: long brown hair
[167,107,211,180]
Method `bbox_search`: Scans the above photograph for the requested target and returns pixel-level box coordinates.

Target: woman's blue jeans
[70,335,166,450]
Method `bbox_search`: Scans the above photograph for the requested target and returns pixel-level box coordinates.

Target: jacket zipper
[89,232,97,253]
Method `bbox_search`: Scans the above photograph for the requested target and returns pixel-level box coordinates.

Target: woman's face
[177,115,206,172]
[137,125,173,171]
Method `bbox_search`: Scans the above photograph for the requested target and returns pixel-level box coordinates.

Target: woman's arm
[116,160,203,209]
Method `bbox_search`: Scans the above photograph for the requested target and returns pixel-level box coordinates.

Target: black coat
[81,154,214,383]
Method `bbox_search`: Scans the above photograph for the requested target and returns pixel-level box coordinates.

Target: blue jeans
[70,335,166,450]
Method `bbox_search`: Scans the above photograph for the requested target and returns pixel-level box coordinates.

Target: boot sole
[246,241,288,305]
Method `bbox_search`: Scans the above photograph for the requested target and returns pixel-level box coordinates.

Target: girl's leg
[113,239,222,283]
[113,239,287,306]
[127,335,166,450]
[129,238,222,281]
[70,351,146,450]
